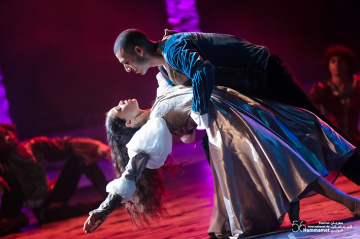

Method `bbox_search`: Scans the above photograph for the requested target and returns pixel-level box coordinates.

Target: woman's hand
[83,211,108,234]
[84,193,123,233]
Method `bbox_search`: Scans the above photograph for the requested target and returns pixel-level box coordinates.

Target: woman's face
[108,99,140,122]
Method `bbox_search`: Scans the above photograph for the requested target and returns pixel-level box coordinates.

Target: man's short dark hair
[323,45,357,73]
[113,29,148,55]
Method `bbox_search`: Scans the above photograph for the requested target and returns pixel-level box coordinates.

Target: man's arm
[165,40,214,115]
[70,138,111,166]
[29,136,72,162]
[29,136,110,165]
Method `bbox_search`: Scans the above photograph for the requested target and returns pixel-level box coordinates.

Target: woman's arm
[83,118,172,233]
[84,151,149,234]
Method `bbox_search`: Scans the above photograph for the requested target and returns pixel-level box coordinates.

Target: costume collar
[157,39,167,52]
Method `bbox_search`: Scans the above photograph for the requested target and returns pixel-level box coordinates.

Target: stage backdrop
[0,0,359,139]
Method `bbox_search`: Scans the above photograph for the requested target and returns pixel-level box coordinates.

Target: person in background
[0,123,110,236]
[310,45,360,148]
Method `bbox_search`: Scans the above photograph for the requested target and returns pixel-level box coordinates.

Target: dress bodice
[150,86,193,134]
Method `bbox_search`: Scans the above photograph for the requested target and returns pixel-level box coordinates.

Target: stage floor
[3,138,360,239]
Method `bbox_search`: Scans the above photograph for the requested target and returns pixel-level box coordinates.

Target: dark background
[0,0,359,139]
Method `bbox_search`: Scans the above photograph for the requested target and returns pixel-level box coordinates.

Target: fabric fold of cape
[206,87,354,236]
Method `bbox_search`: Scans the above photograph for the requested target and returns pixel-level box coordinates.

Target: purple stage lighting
[164,0,201,32]
[0,65,12,124]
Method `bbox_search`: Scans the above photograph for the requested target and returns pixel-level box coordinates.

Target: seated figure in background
[0,123,111,236]
[310,45,360,148]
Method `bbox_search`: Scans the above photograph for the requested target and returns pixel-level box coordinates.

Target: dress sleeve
[106,152,149,202]
[165,40,214,114]
[126,117,172,169]
[106,118,172,202]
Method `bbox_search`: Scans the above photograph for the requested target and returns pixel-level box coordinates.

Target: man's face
[0,128,18,151]
[328,56,350,77]
[115,48,150,75]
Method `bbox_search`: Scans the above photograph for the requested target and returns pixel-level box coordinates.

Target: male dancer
[112,29,360,223]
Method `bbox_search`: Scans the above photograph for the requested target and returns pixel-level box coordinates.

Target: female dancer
[84,73,360,238]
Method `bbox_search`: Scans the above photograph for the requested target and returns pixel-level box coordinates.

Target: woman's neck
[134,109,151,127]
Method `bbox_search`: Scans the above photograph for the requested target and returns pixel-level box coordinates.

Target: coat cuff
[190,111,209,129]
[106,177,136,203]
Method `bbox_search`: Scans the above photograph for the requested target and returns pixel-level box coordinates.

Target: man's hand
[83,211,108,234]
[0,177,10,195]
[173,117,197,143]
[173,126,188,138]
[180,128,196,144]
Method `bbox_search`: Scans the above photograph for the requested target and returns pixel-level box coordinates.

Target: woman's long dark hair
[105,115,167,227]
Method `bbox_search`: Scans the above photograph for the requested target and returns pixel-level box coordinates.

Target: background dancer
[0,123,110,236]
[310,45,360,148]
